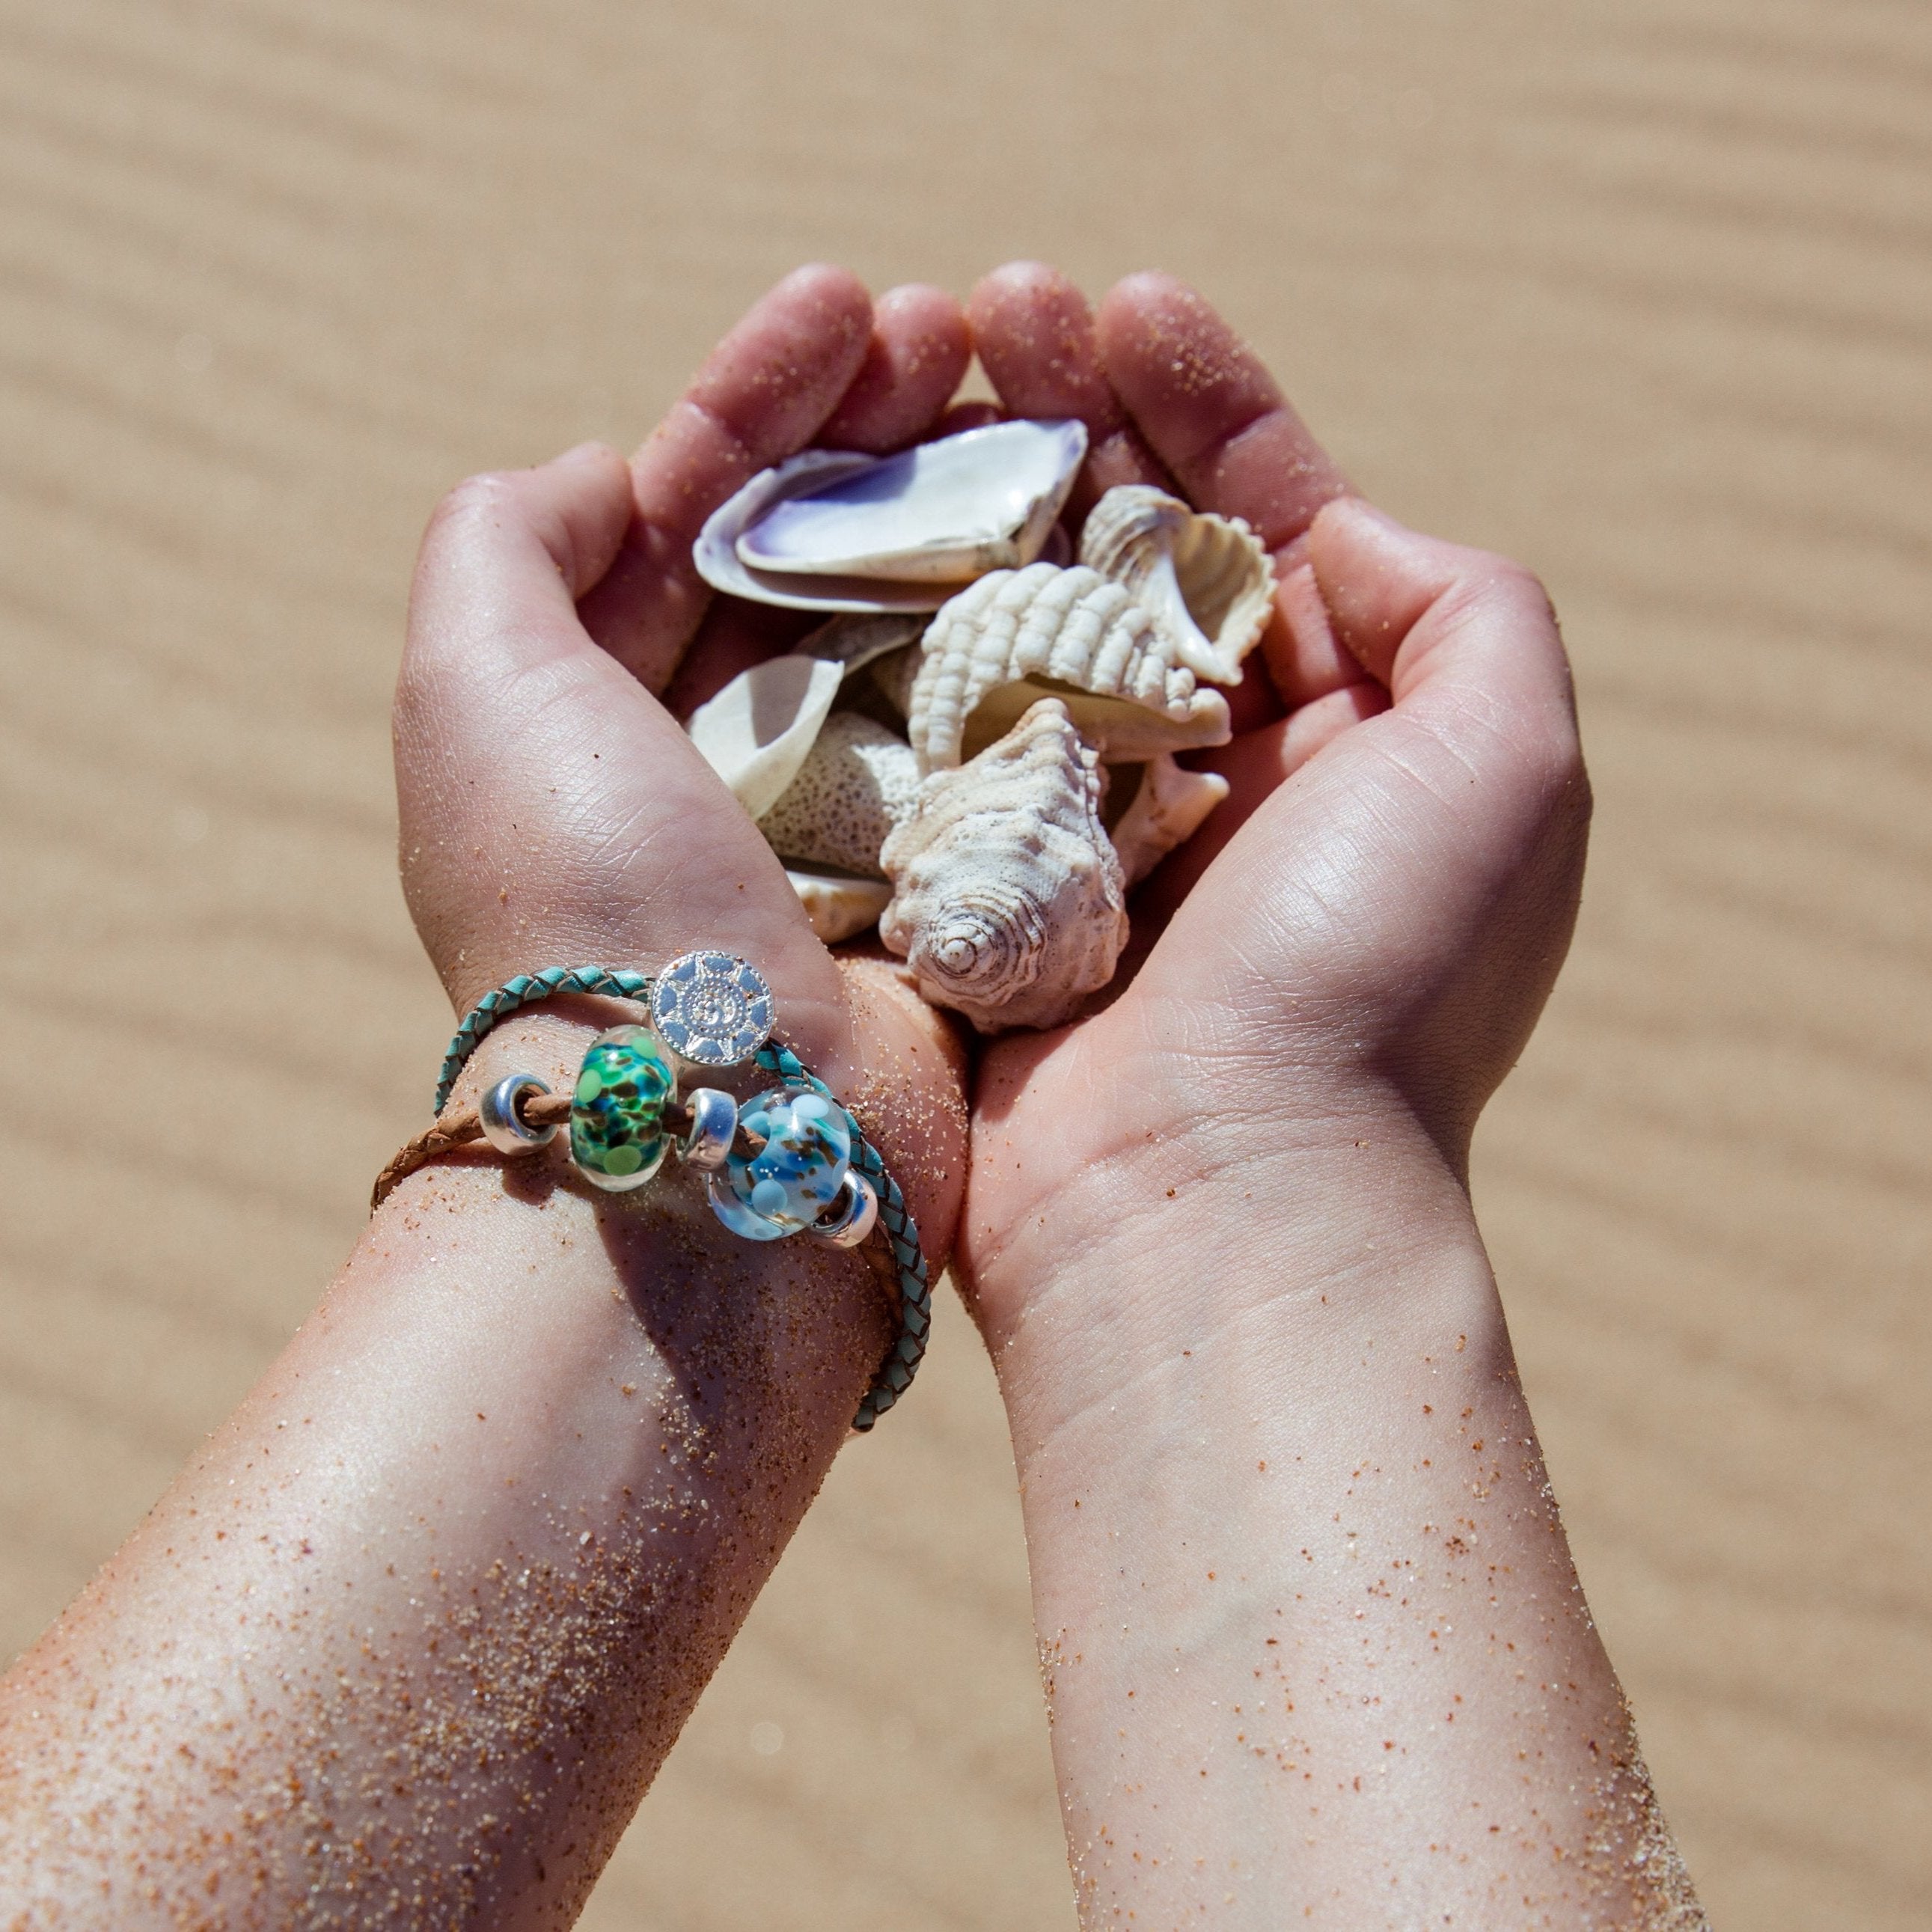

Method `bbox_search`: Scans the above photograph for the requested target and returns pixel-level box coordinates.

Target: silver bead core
[808,1170,878,1249]
[678,1086,739,1170]
[479,1073,557,1155]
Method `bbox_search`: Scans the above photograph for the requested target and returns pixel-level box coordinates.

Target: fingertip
[1307,497,1455,685]
[967,262,1123,430]
[817,282,972,453]
[1309,498,1572,725]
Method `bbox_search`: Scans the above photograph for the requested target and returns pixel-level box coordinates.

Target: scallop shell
[786,868,893,945]
[685,654,846,819]
[1108,754,1231,885]
[880,698,1128,1033]
[907,563,1232,772]
[694,420,1086,614]
[757,711,920,876]
[1078,485,1274,684]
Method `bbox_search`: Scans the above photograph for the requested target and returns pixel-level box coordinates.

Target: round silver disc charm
[650,951,775,1067]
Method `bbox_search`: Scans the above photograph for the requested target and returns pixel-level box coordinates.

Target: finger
[967,261,1170,525]
[1264,559,1378,709]
[406,441,637,673]
[576,264,874,694]
[1134,682,1388,923]
[816,283,972,453]
[1094,272,1349,553]
[397,453,846,1060]
[1309,498,1577,736]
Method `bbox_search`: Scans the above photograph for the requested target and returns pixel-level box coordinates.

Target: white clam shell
[1078,485,1274,685]
[694,421,1087,614]
[907,562,1232,772]
[880,698,1128,1033]
[739,418,1086,581]
[685,654,844,819]
[1108,753,1231,885]
[757,711,920,877]
[786,868,893,945]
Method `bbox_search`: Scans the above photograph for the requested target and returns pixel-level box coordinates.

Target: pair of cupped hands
[395,262,1589,1363]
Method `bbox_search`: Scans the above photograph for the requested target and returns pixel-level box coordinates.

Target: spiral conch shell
[907,562,1233,772]
[880,698,1128,1033]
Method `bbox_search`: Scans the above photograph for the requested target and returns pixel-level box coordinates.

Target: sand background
[1,1,1928,1925]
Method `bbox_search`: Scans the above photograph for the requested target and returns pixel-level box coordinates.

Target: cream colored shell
[1108,754,1231,884]
[880,698,1128,1033]
[684,654,845,820]
[1078,485,1274,685]
[757,711,920,877]
[786,868,893,945]
[907,562,1232,772]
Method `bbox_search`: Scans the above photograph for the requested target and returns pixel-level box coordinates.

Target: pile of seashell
[685,419,1275,1032]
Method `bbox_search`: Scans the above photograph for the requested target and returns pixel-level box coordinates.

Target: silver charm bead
[677,1087,739,1170]
[479,1073,557,1155]
[650,950,776,1067]
[808,1170,878,1249]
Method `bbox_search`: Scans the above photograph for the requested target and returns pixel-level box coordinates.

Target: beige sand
[1,1,1928,1925]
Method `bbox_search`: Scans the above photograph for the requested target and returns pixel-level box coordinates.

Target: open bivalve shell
[685,654,845,819]
[880,698,1128,1033]
[907,562,1233,772]
[694,420,1087,614]
[1077,485,1274,684]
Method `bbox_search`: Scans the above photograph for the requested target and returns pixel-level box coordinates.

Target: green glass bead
[569,1026,676,1192]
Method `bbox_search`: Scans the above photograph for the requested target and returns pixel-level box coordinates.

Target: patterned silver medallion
[649,950,775,1067]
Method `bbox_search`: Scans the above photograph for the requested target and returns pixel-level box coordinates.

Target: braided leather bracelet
[377,956,929,1431]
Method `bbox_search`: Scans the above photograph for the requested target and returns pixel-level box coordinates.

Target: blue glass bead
[569,1026,676,1191]
[706,1086,852,1241]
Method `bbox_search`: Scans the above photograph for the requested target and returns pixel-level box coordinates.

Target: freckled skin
[0,989,964,1930]
[961,264,1707,1928]
[0,266,973,1930]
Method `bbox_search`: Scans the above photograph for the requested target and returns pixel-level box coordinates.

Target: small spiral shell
[880,698,1128,1033]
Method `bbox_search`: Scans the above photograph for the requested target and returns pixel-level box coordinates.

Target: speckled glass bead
[569,1026,677,1191]
[706,1086,852,1240]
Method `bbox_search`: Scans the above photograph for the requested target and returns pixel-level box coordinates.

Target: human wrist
[970,1083,1489,1450]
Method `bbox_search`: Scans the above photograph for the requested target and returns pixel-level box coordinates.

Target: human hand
[958,264,1590,1351]
[393,266,972,1298]
[944,272,1701,1931]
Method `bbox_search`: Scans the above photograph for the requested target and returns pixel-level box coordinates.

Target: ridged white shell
[1077,486,1274,684]
[1109,754,1231,885]
[693,421,1086,614]
[880,699,1128,1033]
[786,868,893,945]
[907,563,1233,772]
[757,712,920,877]
[685,654,844,819]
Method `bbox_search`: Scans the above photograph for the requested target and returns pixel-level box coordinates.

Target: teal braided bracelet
[416,959,928,1431]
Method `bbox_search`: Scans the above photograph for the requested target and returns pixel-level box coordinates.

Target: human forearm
[979,1101,1702,1927]
[0,1006,903,1928]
